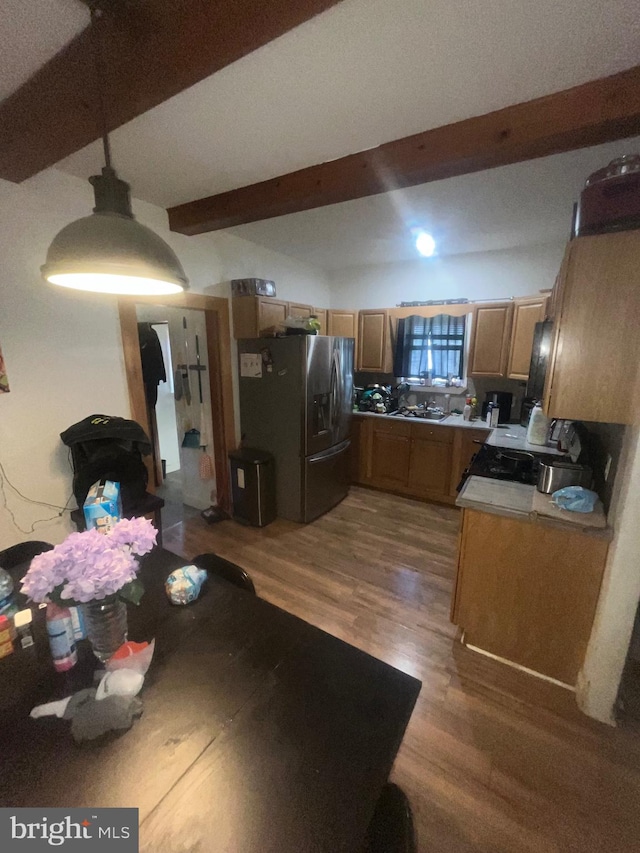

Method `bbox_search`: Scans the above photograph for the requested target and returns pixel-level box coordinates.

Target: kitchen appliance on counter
[238,336,354,523]
[537,460,593,494]
[480,392,513,424]
[574,154,640,237]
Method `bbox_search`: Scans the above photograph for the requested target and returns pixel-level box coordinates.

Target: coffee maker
[481,392,513,424]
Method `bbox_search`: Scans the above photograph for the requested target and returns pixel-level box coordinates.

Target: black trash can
[228,448,276,527]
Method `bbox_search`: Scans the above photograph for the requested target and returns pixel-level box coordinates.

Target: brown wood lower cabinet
[449,428,490,496]
[407,427,453,500]
[369,420,411,489]
[451,508,608,685]
[351,416,488,505]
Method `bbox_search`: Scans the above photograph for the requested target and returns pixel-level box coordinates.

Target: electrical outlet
[604,454,612,481]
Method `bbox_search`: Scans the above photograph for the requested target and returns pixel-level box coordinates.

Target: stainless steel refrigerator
[237,335,354,523]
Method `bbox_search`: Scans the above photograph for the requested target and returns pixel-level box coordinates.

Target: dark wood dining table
[0,547,421,852]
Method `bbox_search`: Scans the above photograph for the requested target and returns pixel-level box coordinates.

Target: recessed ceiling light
[415,231,436,258]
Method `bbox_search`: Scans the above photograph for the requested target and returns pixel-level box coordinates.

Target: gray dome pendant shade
[41,5,188,297]
[41,166,189,296]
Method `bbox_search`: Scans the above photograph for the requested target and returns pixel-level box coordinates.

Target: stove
[458,443,553,491]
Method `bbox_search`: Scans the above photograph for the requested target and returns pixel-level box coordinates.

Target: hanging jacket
[137,323,167,407]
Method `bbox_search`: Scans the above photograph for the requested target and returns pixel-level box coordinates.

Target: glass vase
[83,595,128,662]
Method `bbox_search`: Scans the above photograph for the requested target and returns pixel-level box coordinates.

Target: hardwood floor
[164,486,640,853]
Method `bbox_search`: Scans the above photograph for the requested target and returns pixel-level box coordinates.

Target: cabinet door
[369,422,410,487]
[258,299,288,334]
[313,308,328,335]
[327,310,357,338]
[449,428,490,496]
[507,298,547,380]
[468,303,514,377]
[408,435,453,499]
[453,509,608,685]
[287,303,313,318]
[544,232,640,424]
[358,310,388,372]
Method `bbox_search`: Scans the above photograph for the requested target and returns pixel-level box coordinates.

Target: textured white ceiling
[0,0,87,102]
[223,137,640,270]
[56,0,640,208]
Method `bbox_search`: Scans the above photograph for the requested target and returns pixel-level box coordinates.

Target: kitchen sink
[388,410,446,420]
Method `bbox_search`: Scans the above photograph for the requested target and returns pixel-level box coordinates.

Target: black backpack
[61,415,151,509]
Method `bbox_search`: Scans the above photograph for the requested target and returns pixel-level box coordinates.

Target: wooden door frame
[118,292,236,515]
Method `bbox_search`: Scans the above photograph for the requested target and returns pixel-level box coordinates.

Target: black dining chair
[363,783,417,853]
[191,552,256,595]
[0,541,54,572]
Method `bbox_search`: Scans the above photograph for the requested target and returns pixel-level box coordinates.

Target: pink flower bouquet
[21,516,157,606]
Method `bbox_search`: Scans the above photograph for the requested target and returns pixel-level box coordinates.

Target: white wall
[577,427,640,724]
[0,169,329,549]
[328,242,566,309]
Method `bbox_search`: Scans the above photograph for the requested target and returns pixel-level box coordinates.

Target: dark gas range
[459,443,558,490]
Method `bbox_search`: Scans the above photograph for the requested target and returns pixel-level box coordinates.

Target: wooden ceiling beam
[168,65,640,236]
[0,0,344,182]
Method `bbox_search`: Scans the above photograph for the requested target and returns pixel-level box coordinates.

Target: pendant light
[41,6,188,296]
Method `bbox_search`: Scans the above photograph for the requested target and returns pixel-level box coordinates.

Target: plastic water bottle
[0,567,16,617]
[46,603,78,672]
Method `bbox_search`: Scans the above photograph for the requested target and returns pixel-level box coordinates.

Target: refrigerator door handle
[308,438,351,463]
[330,349,341,435]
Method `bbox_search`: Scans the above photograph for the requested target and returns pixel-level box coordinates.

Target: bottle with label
[463,397,472,421]
[486,402,500,428]
[46,603,78,672]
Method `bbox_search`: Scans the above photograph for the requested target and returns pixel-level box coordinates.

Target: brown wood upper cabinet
[506,297,548,380]
[287,302,313,319]
[327,309,357,339]
[313,308,328,335]
[544,231,640,425]
[233,297,325,337]
[232,296,289,338]
[357,309,391,372]
[468,303,514,377]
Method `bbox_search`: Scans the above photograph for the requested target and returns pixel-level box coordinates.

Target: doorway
[118,293,236,529]
[137,304,218,528]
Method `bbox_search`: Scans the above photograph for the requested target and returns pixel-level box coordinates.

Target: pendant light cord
[90,5,112,170]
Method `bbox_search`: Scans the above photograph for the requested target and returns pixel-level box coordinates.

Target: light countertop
[456,476,610,538]
[352,411,490,431]
[352,412,566,452]
[485,423,566,456]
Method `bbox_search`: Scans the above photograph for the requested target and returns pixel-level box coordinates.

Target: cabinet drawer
[371,419,411,437]
[410,423,453,444]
